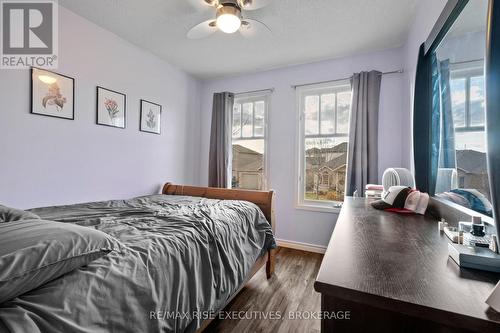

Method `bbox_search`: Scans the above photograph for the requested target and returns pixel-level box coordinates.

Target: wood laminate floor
[205,247,324,333]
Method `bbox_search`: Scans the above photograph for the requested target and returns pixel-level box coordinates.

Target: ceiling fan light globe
[216,13,241,33]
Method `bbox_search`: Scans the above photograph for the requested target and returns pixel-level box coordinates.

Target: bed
[0,183,276,333]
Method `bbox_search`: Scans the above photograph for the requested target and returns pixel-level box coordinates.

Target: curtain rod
[234,88,274,96]
[291,69,404,89]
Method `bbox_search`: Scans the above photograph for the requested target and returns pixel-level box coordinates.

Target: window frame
[446,62,490,201]
[295,80,351,213]
[231,91,271,191]
[450,61,485,133]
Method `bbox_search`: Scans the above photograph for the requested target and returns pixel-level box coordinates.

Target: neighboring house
[232,144,263,190]
[318,159,347,193]
[232,141,348,196]
[456,149,491,200]
[305,142,348,200]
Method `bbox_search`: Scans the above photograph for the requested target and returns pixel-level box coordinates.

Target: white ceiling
[59,0,418,79]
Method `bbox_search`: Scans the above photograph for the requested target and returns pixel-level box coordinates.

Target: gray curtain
[345,71,382,196]
[208,92,234,188]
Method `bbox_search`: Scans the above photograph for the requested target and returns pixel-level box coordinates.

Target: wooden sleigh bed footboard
[161,183,276,279]
[162,183,276,332]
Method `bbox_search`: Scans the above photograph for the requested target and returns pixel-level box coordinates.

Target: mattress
[0,194,276,333]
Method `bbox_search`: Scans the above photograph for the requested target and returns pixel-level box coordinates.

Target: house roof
[306,142,347,171]
[456,149,487,174]
[233,144,262,155]
[326,152,347,171]
[305,142,348,155]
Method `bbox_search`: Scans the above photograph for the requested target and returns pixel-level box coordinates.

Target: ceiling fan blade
[187,0,218,11]
[238,0,270,10]
[240,19,272,38]
[187,20,218,39]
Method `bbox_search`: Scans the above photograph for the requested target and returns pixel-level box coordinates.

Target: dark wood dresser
[314,197,500,332]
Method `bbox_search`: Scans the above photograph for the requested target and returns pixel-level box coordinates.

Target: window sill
[431,196,495,226]
[295,204,342,214]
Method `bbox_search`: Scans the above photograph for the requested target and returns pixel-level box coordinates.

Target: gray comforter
[0,194,275,333]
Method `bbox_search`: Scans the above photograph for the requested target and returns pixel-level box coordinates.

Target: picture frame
[31,67,75,120]
[96,86,126,129]
[139,99,162,135]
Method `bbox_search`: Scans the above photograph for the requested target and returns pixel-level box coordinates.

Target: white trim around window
[295,80,351,213]
[231,90,271,190]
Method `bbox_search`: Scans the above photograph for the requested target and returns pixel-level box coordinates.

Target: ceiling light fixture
[187,0,271,40]
[216,4,241,34]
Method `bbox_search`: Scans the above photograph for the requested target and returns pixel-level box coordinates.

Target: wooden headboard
[161,183,275,232]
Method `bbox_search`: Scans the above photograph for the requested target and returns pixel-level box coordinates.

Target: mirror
[434,0,491,216]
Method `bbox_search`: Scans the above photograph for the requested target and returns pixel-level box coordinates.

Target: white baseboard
[276,239,326,254]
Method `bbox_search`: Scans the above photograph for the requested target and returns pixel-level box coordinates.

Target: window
[231,92,269,190]
[448,64,490,203]
[296,81,352,210]
[450,64,485,132]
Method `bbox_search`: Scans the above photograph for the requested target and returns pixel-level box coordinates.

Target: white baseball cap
[371,186,429,215]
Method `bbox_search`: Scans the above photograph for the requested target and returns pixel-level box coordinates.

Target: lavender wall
[0,7,200,209]
[197,47,405,248]
[0,1,450,248]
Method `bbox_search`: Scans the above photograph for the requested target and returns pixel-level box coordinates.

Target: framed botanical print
[96,86,126,129]
[31,68,75,120]
[140,99,162,134]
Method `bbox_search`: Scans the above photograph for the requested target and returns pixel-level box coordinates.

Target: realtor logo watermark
[1,0,58,69]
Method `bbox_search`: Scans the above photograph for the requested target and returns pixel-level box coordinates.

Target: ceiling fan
[187,0,271,39]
